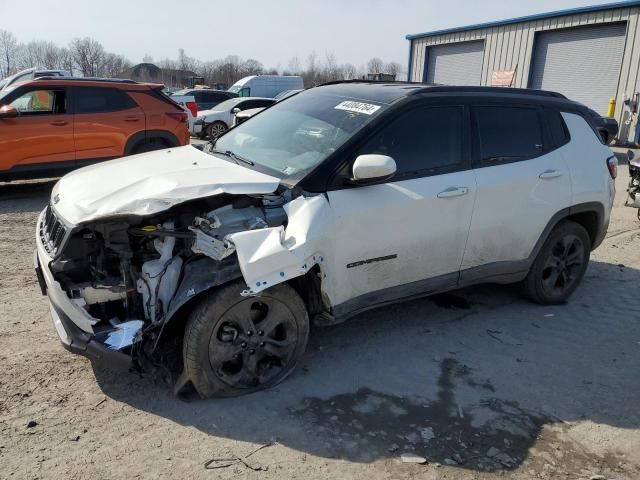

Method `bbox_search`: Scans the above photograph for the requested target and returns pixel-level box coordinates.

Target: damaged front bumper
[34,210,134,371]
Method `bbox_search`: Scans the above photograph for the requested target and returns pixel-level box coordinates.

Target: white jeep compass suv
[34,82,617,397]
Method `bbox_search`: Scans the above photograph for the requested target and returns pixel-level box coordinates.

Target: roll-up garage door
[529,23,626,114]
[424,41,485,85]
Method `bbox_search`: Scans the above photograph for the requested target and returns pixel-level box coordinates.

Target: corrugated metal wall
[409,5,640,142]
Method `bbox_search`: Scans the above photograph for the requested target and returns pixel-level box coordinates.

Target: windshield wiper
[210,148,254,166]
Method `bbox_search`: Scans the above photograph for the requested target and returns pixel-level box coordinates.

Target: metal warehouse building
[406,1,640,144]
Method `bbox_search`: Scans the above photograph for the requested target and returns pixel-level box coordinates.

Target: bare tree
[58,47,75,75]
[142,53,154,63]
[0,30,18,77]
[385,61,402,76]
[241,58,263,76]
[367,57,384,74]
[288,56,301,75]
[341,63,357,80]
[69,37,105,76]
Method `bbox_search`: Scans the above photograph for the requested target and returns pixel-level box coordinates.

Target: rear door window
[474,105,544,164]
[74,87,137,114]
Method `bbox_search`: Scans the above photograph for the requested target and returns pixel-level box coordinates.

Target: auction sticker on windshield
[334,101,381,115]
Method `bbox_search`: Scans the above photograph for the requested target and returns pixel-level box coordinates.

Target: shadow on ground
[91,259,640,472]
[0,179,56,213]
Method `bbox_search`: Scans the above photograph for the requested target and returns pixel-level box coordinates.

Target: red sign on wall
[492,70,516,87]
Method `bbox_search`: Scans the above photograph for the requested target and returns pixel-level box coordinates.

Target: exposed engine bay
[46,191,294,363]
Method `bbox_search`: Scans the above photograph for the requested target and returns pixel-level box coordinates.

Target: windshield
[213,89,387,182]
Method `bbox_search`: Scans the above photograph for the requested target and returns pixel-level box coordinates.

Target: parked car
[228,75,303,98]
[34,82,615,398]
[0,68,69,92]
[0,77,190,181]
[169,93,198,133]
[172,88,237,111]
[192,97,275,138]
[233,89,302,126]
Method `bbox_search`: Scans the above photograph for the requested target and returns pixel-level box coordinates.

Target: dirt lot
[1,162,639,480]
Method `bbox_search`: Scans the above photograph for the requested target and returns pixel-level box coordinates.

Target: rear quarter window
[546,109,571,149]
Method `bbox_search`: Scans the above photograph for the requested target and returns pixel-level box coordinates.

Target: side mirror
[627,149,635,162]
[232,107,241,114]
[350,154,396,184]
[0,105,18,119]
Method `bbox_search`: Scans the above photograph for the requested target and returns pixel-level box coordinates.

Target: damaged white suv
[34,82,616,397]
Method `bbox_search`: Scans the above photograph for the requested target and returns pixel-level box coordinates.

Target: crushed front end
[34,192,291,372]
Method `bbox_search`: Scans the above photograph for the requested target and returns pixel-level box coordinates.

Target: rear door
[0,86,74,173]
[461,103,572,278]
[72,86,145,164]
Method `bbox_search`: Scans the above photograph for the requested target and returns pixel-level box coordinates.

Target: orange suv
[0,77,190,181]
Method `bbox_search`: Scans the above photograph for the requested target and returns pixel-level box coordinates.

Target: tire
[206,122,227,139]
[132,139,168,154]
[182,280,309,398]
[523,220,591,305]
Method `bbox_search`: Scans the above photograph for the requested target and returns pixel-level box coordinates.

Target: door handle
[124,117,140,122]
[437,187,469,199]
[50,120,68,126]
[539,169,564,179]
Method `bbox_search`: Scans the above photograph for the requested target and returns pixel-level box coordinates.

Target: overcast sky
[2,0,628,70]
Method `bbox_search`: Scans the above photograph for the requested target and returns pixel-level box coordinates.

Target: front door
[0,86,74,174]
[325,104,477,311]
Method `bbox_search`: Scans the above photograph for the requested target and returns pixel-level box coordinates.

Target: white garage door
[424,41,485,85]
[529,23,626,114]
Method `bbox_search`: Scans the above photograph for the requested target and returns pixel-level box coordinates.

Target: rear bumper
[34,210,132,370]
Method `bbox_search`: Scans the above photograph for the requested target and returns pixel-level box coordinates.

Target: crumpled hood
[51,145,281,225]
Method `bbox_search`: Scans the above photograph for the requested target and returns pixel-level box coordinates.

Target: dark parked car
[172,88,237,112]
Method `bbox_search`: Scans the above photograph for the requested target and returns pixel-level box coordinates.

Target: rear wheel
[182,281,309,398]
[523,221,591,304]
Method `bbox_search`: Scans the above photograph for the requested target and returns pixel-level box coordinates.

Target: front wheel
[523,220,591,304]
[182,281,309,398]
[206,121,227,139]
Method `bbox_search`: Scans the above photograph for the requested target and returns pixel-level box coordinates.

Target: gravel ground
[1,163,639,480]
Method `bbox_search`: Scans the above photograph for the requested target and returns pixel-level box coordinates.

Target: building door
[529,23,626,114]
[424,40,485,85]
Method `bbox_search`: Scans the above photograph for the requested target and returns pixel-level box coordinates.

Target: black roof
[314,80,570,105]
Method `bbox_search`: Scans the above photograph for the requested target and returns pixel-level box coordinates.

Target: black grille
[40,204,68,256]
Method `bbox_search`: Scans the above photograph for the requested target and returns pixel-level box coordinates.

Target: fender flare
[124,130,180,155]
[161,257,242,328]
[529,201,606,262]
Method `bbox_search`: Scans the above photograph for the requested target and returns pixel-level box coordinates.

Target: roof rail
[317,79,423,87]
[33,76,138,84]
[314,80,567,99]
[416,85,567,98]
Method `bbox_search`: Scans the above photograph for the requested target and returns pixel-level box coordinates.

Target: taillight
[186,101,198,118]
[606,155,618,179]
[166,111,188,124]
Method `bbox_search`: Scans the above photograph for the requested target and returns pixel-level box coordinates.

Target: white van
[228,75,304,98]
